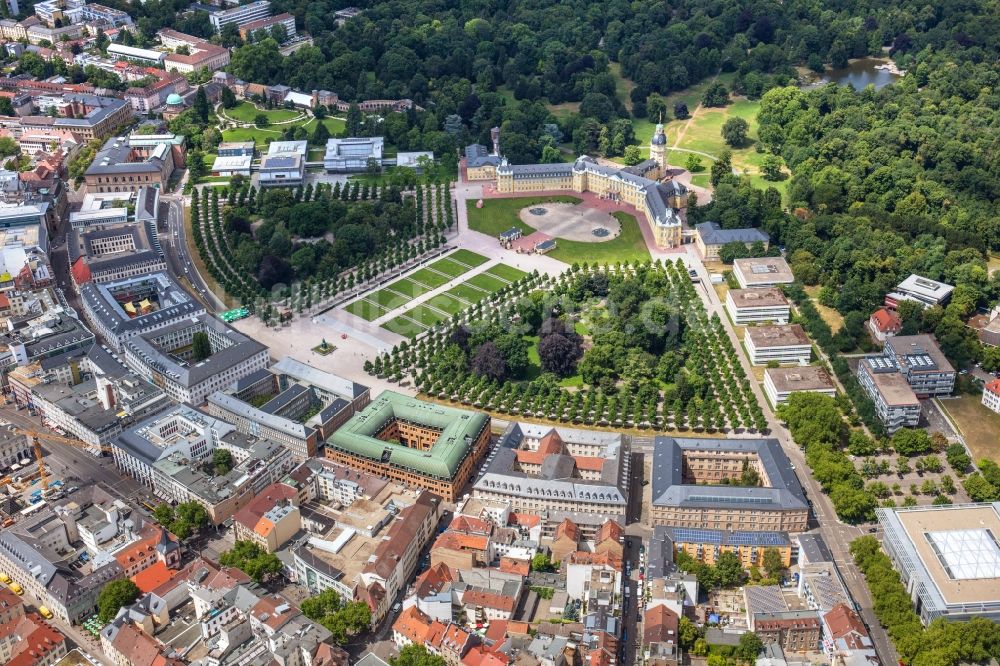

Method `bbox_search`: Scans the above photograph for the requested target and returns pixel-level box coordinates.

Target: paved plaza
[517,202,621,242]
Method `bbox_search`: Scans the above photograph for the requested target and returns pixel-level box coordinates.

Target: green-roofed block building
[324,391,491,501]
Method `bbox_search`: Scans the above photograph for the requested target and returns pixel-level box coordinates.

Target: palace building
[488,122,688,248]
[325,392,491,501]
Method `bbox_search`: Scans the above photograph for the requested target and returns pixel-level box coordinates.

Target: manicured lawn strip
[484,264,529,283]
[344,299,387,321]
[384,278,432,299]
[466,273,509,292]
[427,258,470,278]
[369,289,410,310]
[221,127,282,146]
[546,212,650,265]
[449,249,489,267]
[407,268,452,289]
[382,316,427,338]
[406,304,448,327]
[424,294,468,316]
[467,195,582,237]
[447,284,490,303]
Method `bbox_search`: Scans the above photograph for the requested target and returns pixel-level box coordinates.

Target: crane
[3,428,112,493]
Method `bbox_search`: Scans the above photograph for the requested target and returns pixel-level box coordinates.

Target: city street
[0,406,152,506]
[686,256,898,665]
[160,193,226,311]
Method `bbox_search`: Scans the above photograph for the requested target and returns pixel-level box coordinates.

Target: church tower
[650,120,667,175]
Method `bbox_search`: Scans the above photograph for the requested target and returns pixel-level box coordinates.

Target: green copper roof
[326,391,489,479]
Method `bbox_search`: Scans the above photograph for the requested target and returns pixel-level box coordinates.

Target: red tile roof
[449,515,492,534]
[232,482,297,533]
[595,520,623,545]
[508,513,539,529]
[643,604,679,645]
[393,606,432,644]
[870,308,902,333]
[132,560,178,594]
[498,557,530,576]
[413,562,454,597]
[986,379,1000,397]
[1,613,65,666]
[70,257,91,284]
[823,603,870,649]
[462,588,515,612]
[554,518,580,543]
[536,430,565,455]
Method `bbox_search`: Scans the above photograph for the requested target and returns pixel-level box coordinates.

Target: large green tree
[98,579,141,623]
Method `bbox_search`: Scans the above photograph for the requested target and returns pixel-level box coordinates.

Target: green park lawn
[382,316,427,337]
[369,288,410,310]
[938,395,1000,464]
[407,268,452,289]
[424,293,468,316]
[545,211,649,265]
[225,101,302,124]
[221,126,282,146]
[344,298,387,321]
[448,249,489,267]
[427,258,470,278]
[466,273,511,292]
[383,277,432,299]
[405,304,448,327]
[483,264,529,283]
[447,283,490,303]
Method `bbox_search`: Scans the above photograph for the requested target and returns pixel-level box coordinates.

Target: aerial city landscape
[0,1,998,666]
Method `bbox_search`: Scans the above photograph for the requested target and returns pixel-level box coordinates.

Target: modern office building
[323,137,384,173]
[106,44,166,65]
[883,335,956,397]
[877,503,1000,624]
[122,314,269,406]
[325,392,490,501]
[858,357,921,433]
[764,366,837,406]
[207,0,271,32]
[725,288,791,325]
[650,437,809,532]
[744,325,812,365]
[733,257,795,289]
[885,274,954,309]
[238,12,295,40]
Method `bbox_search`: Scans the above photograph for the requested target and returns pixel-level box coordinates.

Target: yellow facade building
[664,527,792,568]
[492,123,687,248]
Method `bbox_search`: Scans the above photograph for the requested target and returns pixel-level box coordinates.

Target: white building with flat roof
[885,274,954,309]
[324,137,384,173]
[764,367,836,406]
[878,503,1000,624]
[744,325,812,365]
[211,154,252,177]
[857,357,920,433]
[733,257,794,289]
[725,288,790,325]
